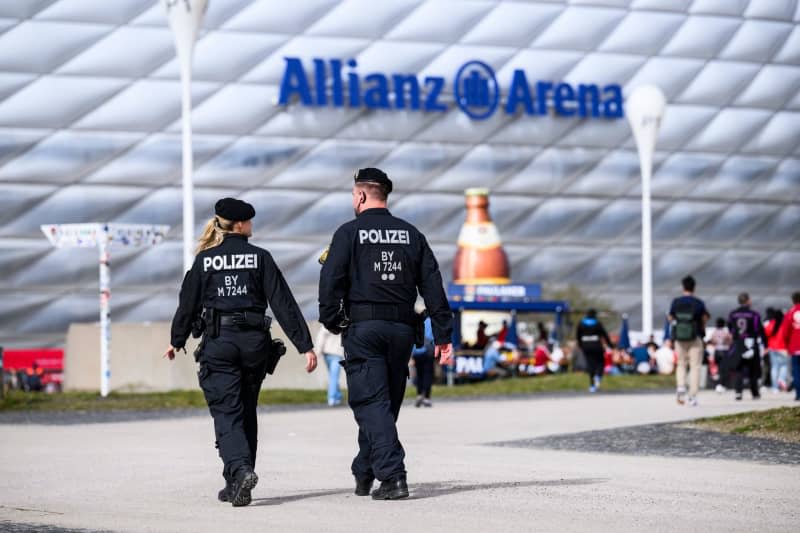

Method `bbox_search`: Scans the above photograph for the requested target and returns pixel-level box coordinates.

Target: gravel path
[494,422,800,465]
[0,520,110,533]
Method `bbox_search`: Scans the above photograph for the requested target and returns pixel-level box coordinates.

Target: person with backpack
[727,293,768,401]
[668,276,710,406]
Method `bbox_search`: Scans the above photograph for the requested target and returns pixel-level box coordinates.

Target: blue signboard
[448,283,543,303]
[278,57,624,121]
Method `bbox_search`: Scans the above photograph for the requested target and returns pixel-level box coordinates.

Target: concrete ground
[1,390,798,532]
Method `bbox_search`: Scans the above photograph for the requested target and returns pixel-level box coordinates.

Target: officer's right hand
[435,343,454,366]
[163,345,178,360]
[304,350,318,373]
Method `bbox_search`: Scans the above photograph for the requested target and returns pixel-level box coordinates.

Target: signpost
[627,85,666,337]
[164,0,208,273]
[41,223,170,397]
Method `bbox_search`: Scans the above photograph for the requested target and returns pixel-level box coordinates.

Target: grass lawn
[0,373,675,413]
[690,406,800,444]
[428,373,675,398]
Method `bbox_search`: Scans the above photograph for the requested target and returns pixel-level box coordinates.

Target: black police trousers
[342,320,414,482]
[197,325,269,483]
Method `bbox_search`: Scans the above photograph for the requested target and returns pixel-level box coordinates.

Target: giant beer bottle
[453,188,510,284]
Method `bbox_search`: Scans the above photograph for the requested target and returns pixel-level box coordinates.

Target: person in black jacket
[576,309,614,392]
[165,197,318,507]
[319,168,453,500]
[728,292,768,401]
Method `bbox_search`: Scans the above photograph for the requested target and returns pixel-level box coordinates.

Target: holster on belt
[192,309,218,362]
[205,308,219,339]
[190,313,206,362]
[264,337,286,375]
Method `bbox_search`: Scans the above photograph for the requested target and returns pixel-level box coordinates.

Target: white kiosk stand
[41,223,170,397]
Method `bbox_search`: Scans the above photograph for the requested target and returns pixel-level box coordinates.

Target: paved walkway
[1,390,798,532]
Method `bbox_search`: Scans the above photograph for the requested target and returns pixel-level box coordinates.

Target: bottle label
[457,222,503,250]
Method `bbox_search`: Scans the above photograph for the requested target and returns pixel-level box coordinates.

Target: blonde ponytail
[196,216,234,254]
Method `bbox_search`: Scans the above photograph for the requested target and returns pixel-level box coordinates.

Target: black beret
[215,197,255,221]
[354,167,392,194]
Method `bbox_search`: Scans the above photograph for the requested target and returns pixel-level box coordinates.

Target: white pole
[180,62,194,273]
[164,0,208,273]
[641,152,653,338]
[98,227,111,398]
[627,85,666,337]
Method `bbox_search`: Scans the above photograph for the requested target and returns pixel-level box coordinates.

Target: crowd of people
[313,277,800,408]
[663,277,800,405]
[578,277,800,406]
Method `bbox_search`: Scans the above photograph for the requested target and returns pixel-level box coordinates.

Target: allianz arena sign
[278,57,624,120]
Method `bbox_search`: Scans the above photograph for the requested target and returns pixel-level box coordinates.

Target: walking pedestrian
[315,326,344,406]
[165,197,318,507]
[318,168,453,500]
[728,293,767,401]
[778,292,800,401]
[710,317,733,392]
[412,317,435,407]
[764,308,789,393]
[576,309,613,393]
[669,275,710,406]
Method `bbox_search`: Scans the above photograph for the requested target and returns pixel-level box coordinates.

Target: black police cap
[354,167,392,194]
[215,197,255,222]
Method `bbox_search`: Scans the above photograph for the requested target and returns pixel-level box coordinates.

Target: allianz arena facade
[0,0,798,346]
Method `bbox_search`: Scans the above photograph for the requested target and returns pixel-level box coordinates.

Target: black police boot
[230,468,259,507]
[217,480,233,502]
[371,475,409,500]
[354,476,374,496]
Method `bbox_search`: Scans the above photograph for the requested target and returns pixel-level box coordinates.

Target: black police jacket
[319,207,453,345]
[170,234,313,353]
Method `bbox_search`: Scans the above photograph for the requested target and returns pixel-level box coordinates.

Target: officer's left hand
[163,345,177,360]
[304,350,318,373]
[435,343,454,366]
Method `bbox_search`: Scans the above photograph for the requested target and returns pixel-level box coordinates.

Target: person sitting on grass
[530,339,550,375]
[483,338,511,379]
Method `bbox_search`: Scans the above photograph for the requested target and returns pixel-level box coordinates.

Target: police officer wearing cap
[165,197,318,507]
[319,168,454,500]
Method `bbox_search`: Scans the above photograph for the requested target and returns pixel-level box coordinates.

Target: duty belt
[218,311,267,328]
[219,315,241,327]
[349,304,416,325]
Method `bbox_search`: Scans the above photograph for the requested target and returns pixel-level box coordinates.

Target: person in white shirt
[655,340,676,376]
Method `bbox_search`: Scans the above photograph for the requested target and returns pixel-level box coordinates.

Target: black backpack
[673,300,698,341]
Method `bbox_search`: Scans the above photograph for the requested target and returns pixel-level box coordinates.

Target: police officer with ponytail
[165,198,318,507]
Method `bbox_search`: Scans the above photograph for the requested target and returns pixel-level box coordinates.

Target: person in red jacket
[779,291,800,401]
[764,308,788,393]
